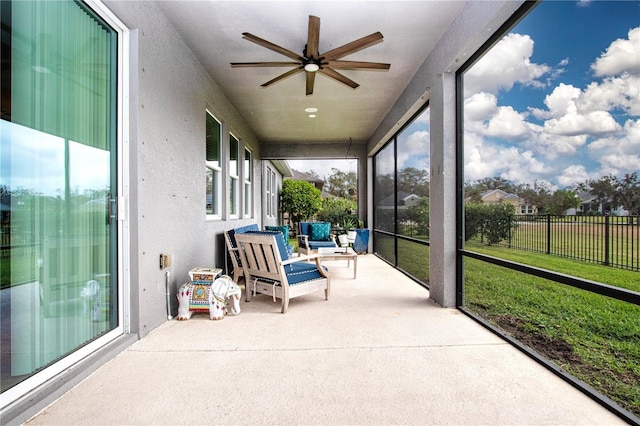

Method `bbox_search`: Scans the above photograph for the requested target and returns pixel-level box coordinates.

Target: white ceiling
[155,1,465,144]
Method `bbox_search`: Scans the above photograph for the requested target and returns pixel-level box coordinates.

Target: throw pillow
[310,222,331,241]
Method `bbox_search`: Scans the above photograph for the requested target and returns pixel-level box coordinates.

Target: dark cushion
[251,262,328,286]
[309,240,338,250]
[285,262,326,285]
[227,223,260,249]
[245,230,290,261]
[265,225,289,238]
[299,222,311,237]
[310,222,331,241]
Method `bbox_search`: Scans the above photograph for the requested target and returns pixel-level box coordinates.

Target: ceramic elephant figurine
[176,275,241,320]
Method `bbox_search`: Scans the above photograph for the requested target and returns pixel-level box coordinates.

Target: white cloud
[464,92,498,121]
[579,74,640,116]
[544,108,620,136]
[539,83,622,137]
[588,118,640,176]
[398,130,429,169]
[592,27,640,77]
[485,106,531,139]
[558,164,589,187]
[464,93,531,140]
[464,132,552,184]
[523,127,587,160]
[464,33,552,95]
[543,83,581,117]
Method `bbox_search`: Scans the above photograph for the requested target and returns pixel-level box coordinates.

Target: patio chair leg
[281,297,289,314]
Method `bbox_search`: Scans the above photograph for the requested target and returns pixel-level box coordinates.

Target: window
[373,106,430,285]
[1,0,121,402]
[229,134,239,218]
[243,148,252,217]
[206,112,221,218]
[266,166,277,218]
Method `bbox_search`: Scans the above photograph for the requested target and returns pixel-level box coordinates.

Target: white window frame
[266,166,277,218]
[229,133,240,219]
[205,111,222,220]
[243,147,252,217]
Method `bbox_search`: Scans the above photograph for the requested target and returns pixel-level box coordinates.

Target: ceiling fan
[230,15,390,96]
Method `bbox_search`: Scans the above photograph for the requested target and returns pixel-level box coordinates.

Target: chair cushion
[309,240,338,250]
[286,262,326,285]
[299,222,311,237]
[245,230,290,261]
[310,222,331,241]
[227,224,260,249]
[265,225,289,238]
[252,262,327,286]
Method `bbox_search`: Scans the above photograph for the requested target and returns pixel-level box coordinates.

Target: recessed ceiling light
[308,114,316,118]
[304,107,318,113]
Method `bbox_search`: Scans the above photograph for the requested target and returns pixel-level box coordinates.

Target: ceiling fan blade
[318,67,359,89]
[325,60,390,70]
[231,62,300,68]
[321,32,384,61]
[306,71,316,96]
[242,32,303,61]
[260,67,304,87]
[307,15,320,59]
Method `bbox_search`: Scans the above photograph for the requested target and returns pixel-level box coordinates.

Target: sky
[463,0,640,189]
[293,1,640,190]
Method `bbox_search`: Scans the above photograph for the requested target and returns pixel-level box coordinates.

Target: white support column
[429,72,457,307]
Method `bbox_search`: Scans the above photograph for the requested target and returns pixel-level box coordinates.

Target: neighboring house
[379,191,422,209]
[289,169,325,192]
[573,191,630,216]
[479,189,536,215]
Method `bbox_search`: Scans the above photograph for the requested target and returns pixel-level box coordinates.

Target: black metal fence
[472,214,639,271]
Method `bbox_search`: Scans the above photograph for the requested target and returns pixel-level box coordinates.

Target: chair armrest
[297,234,309,249]
[281,253,320,265]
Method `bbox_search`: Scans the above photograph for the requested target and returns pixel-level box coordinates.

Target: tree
[280,179,322,229]
[546,189,579,215]
[397,167,429,197]
[582,172,640,215]
[516,180,553,213]
[316,197,358,228]
[465,202,515,245]
[406,196,430,238]
[324,168,357,199]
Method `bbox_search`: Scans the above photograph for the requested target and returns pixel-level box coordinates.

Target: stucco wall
[104,0,262,337]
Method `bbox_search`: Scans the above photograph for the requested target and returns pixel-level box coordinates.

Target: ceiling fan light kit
[230,15,390,95]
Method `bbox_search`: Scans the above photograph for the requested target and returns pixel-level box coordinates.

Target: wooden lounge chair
[234,231,330,313]
[223,224,259,284]
[297,221,337,255]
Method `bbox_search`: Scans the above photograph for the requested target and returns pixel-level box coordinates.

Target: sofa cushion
[310,222,331,241]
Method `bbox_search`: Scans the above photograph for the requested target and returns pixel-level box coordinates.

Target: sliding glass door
[1,0,118,394]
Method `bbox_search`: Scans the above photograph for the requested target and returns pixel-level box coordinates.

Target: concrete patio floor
[26,255,623,425]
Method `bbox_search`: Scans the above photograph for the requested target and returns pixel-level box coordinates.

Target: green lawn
[464,242,640,417]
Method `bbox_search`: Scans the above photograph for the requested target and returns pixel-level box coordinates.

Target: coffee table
[317,247,358,279]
